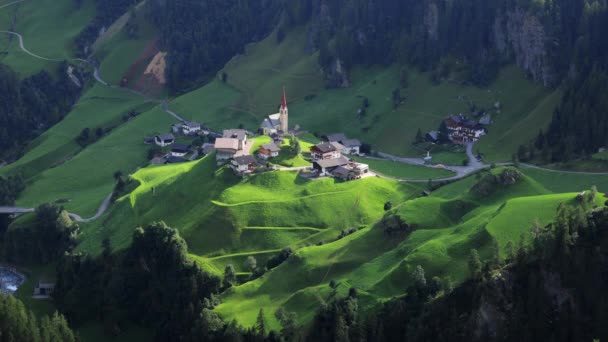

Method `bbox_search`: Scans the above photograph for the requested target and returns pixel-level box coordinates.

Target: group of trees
[1,203,79,264]
[0,63,81,162]
[53,222,220,340]
[0,295,76,342]
[145,0,282,92]
[0,174,24,206]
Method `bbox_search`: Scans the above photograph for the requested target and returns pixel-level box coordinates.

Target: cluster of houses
[427,114,489,145]
[310,133,369,180]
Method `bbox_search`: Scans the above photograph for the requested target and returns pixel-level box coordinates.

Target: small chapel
[260,88,289,135]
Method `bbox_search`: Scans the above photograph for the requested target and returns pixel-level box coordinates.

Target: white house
[170,143,190,157]
[310,142,341,160]
[155,133,175,147]
[258,142,281,160]
[214,138,240,161]
[182,121,202,135]
[230,155,257,175]
[341,139,362,155]
[223,129,248,150]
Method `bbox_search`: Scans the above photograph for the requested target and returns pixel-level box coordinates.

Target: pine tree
[256,308,266,337]
[468,249,482,280]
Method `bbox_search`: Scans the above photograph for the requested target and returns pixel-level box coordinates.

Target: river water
[0,266,25,294]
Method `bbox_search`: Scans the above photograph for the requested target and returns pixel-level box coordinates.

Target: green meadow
[351,156,455,180]
[0,0,95,76]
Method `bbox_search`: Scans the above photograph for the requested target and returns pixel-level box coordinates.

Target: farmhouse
[325,133,362,155]
[444,114,486,144]
[425,131,439,143]
[154,133,175,147]
[260,88,289,135]
[310,142,341,160]
[258,142,281,159]
[231,155,257,175]
[201,143,215,156]
[170,143,190,157]
[331,162,370,180]
[313,156,350,176]
[214,138,240,161]
[182,121,202,135]
[33,282,55,297]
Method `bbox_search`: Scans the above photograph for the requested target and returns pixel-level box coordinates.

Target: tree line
[0,63,81,163]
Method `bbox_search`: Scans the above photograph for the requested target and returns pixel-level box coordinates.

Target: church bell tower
[279,87,288,133]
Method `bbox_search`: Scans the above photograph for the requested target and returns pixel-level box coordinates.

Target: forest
[0,63,80,163]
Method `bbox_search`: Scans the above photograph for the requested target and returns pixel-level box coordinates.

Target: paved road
[0,192,113,223]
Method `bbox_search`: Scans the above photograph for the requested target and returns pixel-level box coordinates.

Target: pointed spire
[281,86,287,109]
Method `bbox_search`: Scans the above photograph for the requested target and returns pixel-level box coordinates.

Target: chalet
[170,143,190,157]
[310,142,341,160]
[231,155,257,175]
[331,162,370,180]
[201,143,215,156]
[444,114,486,144]
[182,121,202,135]
[154,133,175,147]
[214,138,240,161]
[223,129,248,150]
[330,141,346,155]
[258,142,281,159]
[341,139,362,155]
[313,157,350,176]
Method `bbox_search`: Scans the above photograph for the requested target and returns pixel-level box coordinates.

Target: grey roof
[261,142,281,152]
[426,131,439,141]
[326,133,347,143]
[223,129,247,141]
[478,114,492,125]
[233,155,257,165]
[314,157,350,169]
[171,143,190,153]
[312,142,337,153]
[330,141,346,150]
[156,133,175,141]
[341,139,361,148]
[332,166,351,177]
[202,143,215,154]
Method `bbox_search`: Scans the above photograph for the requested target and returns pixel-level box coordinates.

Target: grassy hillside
[0,0,95,76]
[215,167,605,329]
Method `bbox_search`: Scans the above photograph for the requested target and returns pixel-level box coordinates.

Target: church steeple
[279,87,288,133]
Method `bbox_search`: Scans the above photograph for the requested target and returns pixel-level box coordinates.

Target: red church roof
[281,87,287,109]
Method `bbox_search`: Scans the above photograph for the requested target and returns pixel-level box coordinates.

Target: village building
[310,142,341,160]
[170,143,190,157]
[214,138,240,161]
[182,121,202,135]
[331,162,370,180]
[231,155,257,176]
[258,142,281,160]
[260,88,289,135]
[326,133,347,143]
[223,129,248,149]
[313,156,350,176]
[330,141,346,155]
[341,139,362,155]
[154,133,175,147]
[425,131,439,143]
[444,114,486,144]
[33,282,55,298]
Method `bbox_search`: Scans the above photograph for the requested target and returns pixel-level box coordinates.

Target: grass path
[208,249,281,260]
[243,226,324,232]
[212,189,354,207]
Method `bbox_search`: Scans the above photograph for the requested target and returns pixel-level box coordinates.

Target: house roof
[233,155,257,165]
[426,131,439,141]
[330,141,346,150]
[223,129,247,141]
[341,139,361,148]
[326,133,347,143]
[314,157,350,169]
[171,143,190,153]
[156,133,175,141]
[183,121,201,128]
[478,114,492,125]
[332,166,351,177]
[312,142,337,153]
[214,138,239,151]
[261,142,281,152]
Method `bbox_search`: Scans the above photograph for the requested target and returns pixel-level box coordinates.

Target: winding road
[1,0,607,221]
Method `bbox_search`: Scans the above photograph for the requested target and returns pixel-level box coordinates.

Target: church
[260,88,289,135]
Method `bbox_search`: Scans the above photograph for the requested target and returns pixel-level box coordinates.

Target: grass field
[351,156,455,179]
[0,0,95,76]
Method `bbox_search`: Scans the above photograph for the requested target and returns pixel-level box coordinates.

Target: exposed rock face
[322,58,351,88]
[306,0,335,53]
[423,2,439,41]
[494,8,555,86]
